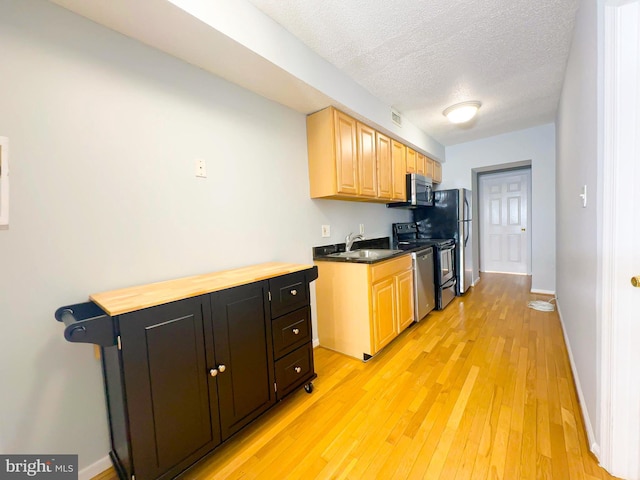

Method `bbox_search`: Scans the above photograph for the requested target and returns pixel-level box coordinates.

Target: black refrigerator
[413,188,473,295]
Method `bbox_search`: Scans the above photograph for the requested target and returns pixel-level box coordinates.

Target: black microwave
[387,173,434,208]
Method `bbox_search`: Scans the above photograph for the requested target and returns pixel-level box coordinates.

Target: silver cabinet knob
[292,328,300,335]
[294,366,302,374]
[209,368,218,377]
[290,289,297,296]
[218,364,226,373]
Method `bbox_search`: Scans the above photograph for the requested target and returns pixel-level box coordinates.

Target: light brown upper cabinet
[307,107,376,200]
[433,161,442,184]
[416,152,427,177]
[306,106,433,201]
[376,132,393,200]
[357,122,377,198]
[406,148,416,173]
[425,157,434,179]
[391,140,407,201]
[307,107,357,198]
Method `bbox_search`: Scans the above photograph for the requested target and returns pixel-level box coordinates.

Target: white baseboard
[79,455,111,480]
[313,338,320,348]
[555,301,600,457]
[530,288,556,295]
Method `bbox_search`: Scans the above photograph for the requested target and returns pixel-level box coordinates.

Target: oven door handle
[442,277,457,288]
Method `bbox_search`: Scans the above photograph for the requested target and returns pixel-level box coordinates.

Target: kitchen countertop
[313,237,409,264]
[90,262,315,316]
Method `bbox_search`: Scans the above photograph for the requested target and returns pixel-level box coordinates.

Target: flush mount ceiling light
[443,101,482,124]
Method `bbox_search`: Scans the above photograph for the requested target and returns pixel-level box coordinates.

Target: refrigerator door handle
[464,221,470,246]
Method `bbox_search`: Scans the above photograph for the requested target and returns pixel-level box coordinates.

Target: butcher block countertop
[90,262,314,316]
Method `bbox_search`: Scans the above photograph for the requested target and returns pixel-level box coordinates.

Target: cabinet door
[371,277,398,354]
[416,153,427,176]
[395,269,415,332]
[211,282,275,440]
[333,110,359,195]
[433,161,442,183]
[425,157,434,179]
[376,132,392,199]
[406,148,416,173]
[357,122,377,197]
[391,140,407,201]
[119,297,219,480]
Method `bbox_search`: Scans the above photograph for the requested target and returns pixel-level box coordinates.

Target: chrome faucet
[345,232,364,252]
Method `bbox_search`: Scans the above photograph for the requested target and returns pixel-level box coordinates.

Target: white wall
[0,0,410,474]
[441,124,557,293]
[555,0,600,450]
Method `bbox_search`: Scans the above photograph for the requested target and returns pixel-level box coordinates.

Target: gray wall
[555,0,600,446]
[0,0,410,474]
[441,124,557,293]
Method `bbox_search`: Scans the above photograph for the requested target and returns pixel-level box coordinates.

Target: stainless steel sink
[325,249,402,260]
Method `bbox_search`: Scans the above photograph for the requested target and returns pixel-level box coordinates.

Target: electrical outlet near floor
[321,225,331,237]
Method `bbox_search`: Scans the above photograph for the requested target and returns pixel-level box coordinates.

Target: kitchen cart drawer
[275,344,314,399]
[269,271,309,318]
[272,307,311,359]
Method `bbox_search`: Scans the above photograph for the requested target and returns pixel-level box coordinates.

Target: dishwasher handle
[415,247,433,261]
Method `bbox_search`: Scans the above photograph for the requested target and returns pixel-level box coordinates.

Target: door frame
[477,168,532,275]
[598,0,640,477]
[471,161,532,285]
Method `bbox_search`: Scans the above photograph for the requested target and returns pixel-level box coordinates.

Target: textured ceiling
[246,0,580,146]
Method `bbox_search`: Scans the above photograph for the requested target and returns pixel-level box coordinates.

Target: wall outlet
[359,224,365,235]
[195,158,207,178]
[321,225,331,237]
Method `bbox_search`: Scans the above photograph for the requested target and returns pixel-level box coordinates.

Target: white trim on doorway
[599,0,640,478]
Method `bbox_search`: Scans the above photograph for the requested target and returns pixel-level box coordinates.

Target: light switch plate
[195,158,207,178]
[580,184,587,208]
[321,225,330,237]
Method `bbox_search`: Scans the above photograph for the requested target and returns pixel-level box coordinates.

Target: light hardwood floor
[97,273,618,480]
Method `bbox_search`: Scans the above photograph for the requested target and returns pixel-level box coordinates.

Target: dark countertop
[312,237,410,264]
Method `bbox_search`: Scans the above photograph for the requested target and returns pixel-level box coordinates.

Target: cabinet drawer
[272,307,311,359]
[275,344,314,399]
[370,254,412,283]
[269,272,309,318]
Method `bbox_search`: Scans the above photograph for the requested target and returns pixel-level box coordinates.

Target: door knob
[632,276,640,287]
[209,368,218,377]
[218,364,226,373]
[521,228,526,232]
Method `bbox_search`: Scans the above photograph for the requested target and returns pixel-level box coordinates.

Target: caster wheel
[304,383,314,393]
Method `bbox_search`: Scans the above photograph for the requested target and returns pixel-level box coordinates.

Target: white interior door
[479,169,531,274]
[600,1,640,477]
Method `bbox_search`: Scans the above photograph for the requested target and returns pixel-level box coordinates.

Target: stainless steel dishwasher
[413,247,435,321]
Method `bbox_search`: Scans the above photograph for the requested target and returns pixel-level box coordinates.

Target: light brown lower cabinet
[315,255,414,361]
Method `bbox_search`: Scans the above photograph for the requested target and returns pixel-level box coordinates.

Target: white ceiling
[246,0,580,145]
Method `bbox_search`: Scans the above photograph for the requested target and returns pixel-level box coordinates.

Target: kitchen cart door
[211,281,276,440]
[119,296,220,480]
